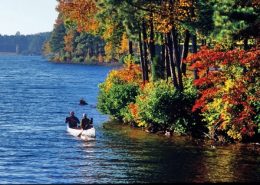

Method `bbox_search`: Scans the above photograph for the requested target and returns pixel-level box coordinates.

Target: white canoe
[67,126,96,141]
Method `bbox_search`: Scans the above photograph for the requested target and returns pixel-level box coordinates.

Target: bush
[128,78,198,132]
[97,59,203,136]
[171,118,189,135]
[97,82,139,120]
[97,63,142,120]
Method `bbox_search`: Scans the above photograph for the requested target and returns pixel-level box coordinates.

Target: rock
[165,131,171,136]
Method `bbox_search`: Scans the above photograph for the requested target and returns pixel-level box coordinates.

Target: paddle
[77,129,84,137]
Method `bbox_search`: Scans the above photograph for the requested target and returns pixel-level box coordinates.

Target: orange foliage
[98,53,104,63]
[104,63,142,92]
[128,103,139,120]
[58,0,99,33]
[115,63,143,85]
[64,29,74,52]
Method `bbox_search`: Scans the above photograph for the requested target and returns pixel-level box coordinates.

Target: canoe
[67,125,96,141]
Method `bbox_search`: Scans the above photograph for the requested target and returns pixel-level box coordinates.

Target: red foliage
[185,47,260,140]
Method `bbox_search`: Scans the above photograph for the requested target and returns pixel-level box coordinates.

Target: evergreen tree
[49,20,66,53]
[210,0,259,49]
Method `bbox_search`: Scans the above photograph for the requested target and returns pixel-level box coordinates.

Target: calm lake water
[0,55,259,183]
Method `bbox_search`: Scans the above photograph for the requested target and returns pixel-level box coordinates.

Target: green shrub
[121,54,139,65]
[97,82,139,120]
[135,79,196,129]
[171,118,189,135]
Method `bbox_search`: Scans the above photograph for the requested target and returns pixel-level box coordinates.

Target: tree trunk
[129,40,133,55]
[165,46,171,80]
[142,20,149,82]
[181,29,190,76]
[149,13,155,62]
[138,30,146,84]
[243,38,249,50]
[164,34,171,81]
[161,43,166,80]
[166,32,178,88]
[171,28,183,91]
[191,34,197,53]
[201,39,206,46]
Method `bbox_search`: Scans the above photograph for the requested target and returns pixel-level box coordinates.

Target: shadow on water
[85,120,259,183]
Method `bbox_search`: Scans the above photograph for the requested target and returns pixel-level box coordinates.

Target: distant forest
[0,32,51,55]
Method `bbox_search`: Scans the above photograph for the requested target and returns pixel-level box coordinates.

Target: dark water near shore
[0,55,259,183]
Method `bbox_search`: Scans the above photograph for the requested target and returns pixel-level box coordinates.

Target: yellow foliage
[104,70,118,92]
[119,33,129,55]
[104,42,113,61]
[102,24,115,40]
[227,129,242,141]
[137,120,148,128]
[102,23,121,61]
[223,79,235,93]
[210,98,222,110]
[152,0,197,33]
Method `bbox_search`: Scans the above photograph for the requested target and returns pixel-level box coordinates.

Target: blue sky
[0,0,58,35]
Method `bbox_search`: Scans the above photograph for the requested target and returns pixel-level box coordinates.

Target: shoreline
[48,60,123,67]
[0,52,18,56]
[103,119,260,149]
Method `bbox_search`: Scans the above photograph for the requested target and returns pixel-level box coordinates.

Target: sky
[0,0,59,35]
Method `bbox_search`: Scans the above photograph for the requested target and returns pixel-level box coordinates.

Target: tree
[49,18,66,53]
[210,0,260,49]
[186,47,260,141]
[57,0,99,33]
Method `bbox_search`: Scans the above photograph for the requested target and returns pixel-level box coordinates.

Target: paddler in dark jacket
[65,111,80,128]
[80,113,92,130]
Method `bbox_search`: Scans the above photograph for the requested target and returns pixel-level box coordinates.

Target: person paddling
[80,113,92,130]
[65,111,80,128]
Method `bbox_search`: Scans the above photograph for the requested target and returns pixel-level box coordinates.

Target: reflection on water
[192,144,260,183]
[99,121,260,183]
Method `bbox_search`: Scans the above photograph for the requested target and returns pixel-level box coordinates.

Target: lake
[0,55,259,183]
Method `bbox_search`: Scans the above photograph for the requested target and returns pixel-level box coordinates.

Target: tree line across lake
[0,32,50,55]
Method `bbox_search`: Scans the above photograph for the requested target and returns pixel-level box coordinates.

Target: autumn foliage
[103,62,143,93]
[185,47,260,141]
[97,58,143,120]
[57,0,99,33]
[153,0,197,33]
